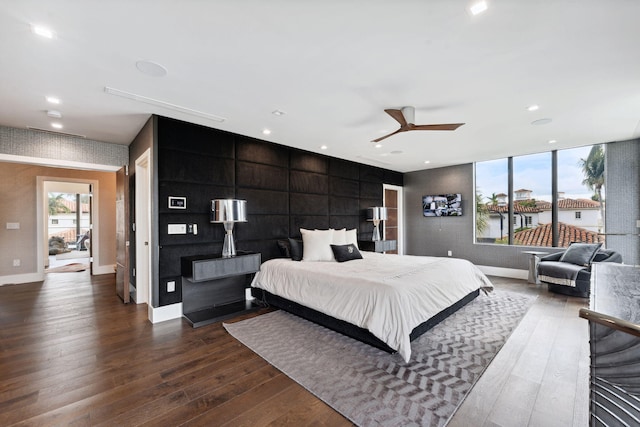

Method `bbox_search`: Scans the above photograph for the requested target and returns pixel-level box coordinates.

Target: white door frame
[383,184,404,255]
[134,149,151,306]
[38,177,99,272]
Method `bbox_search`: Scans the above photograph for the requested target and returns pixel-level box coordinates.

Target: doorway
[383,184,403,255]
[39,178,98,272]
[134,149,151,305]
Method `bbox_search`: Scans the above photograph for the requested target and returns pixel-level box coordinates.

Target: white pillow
[301,228,335,261]
[332,228,347,245]
[345,228,358,248]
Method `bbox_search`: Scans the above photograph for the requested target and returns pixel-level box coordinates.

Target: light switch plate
[168,224,187,234]
[6,222,19,229]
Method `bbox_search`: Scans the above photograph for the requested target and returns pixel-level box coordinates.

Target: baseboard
[149,303,183,324]
[0,272,45,286]
[477,265,528,280]
[92,264,116,275]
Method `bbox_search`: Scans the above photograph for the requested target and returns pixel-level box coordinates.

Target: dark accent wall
[156,116,403,306]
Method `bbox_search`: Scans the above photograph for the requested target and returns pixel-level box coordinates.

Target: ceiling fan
[372,106,464,143]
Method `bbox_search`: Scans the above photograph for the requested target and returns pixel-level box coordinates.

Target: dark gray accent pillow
[276,239,291,258]
[330,243,363,263]
[288,238,303,261]
[559,242,602,266]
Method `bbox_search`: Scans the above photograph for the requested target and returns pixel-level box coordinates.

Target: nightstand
[181,251,261,327]
[358,240,397,253]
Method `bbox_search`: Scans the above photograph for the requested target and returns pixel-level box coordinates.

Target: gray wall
[0,125,128,168]
[404,139,640,270]
[605,138,640,265]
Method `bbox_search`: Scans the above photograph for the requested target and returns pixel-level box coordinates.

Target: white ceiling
[1,1,639,172]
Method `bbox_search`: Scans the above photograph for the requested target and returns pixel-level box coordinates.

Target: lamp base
[222,222,236,257]
[371,221,381,241]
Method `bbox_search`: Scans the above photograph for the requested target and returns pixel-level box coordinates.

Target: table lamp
[368,206,388,241]
[211,199,247,257]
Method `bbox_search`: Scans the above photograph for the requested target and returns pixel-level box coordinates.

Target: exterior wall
[606,139,640,265]
[403,139,640,270]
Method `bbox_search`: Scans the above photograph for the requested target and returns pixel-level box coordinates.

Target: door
[384,185,402,255]
[115,166,130,303]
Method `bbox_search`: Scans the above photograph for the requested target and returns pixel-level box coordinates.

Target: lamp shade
[368,206,388,221]
[210,199,247,223]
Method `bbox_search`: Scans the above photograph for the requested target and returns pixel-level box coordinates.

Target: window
[475,144,605,247]
[51,219,58,225]
[73,219,77,225]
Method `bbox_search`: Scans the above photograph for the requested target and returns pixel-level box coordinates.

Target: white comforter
[251,252,493,362]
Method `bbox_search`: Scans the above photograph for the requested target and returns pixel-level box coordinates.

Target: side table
[522,250,548,284]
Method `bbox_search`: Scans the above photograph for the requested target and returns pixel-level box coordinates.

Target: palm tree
[48,193,70,215]
[579,144,605,231]
[487,192,499,206]
[476,190,489,237]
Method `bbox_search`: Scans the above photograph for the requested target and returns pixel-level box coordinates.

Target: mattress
[251,252,493,362]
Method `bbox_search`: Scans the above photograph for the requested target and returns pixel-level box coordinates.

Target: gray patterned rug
[224,290,536,426]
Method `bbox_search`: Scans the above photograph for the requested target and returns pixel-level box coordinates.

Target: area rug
[224,289,536,427]
[45,263,89,273]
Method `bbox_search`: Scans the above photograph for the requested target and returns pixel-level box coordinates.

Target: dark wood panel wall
[155,116,403,306]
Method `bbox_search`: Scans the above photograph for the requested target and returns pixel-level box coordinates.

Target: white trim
[149,303,183,323]
[0,272,45,286]
[477,265,528,280]
[135,149,152,307]
[0,153,120,172]
[39,177,100,275]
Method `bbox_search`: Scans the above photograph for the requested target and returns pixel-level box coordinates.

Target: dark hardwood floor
[0,271,588,426]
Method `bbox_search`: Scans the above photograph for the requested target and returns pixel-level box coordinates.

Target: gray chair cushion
[559,242,602,266]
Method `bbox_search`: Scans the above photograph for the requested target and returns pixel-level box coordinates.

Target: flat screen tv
[422,194,462,217]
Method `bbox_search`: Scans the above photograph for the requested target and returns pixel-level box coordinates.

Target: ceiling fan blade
[411,123,465,131]
[372,128,404,143]
[384,109,408,127]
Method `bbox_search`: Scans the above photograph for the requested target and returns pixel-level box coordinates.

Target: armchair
[537,245,622,298]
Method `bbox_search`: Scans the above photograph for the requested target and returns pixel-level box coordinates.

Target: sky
[475,145,600,203]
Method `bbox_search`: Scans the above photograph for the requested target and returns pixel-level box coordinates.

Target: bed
[250,251,493,362]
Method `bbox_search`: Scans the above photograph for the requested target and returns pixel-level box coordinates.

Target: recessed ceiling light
[135,60,168,77]
[424,160,431,164]
[46,96,60,104]
[272,110,285,116]
[47,110,62,118]
[31,24,55,39]
[469,1,488,15]
[531,118,552,126]
[262,129,271,135]
[320,145,328,150]
[51,122,63,129]
[548,139,557,144]
[527,104,540,112]
[375,143,382,148]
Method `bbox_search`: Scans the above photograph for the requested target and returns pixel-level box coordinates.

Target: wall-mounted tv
[422,194,462,217]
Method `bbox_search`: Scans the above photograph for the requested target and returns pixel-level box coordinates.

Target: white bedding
[251,252,494,362]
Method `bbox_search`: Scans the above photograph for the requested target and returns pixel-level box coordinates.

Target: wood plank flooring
[0,272,588,426]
